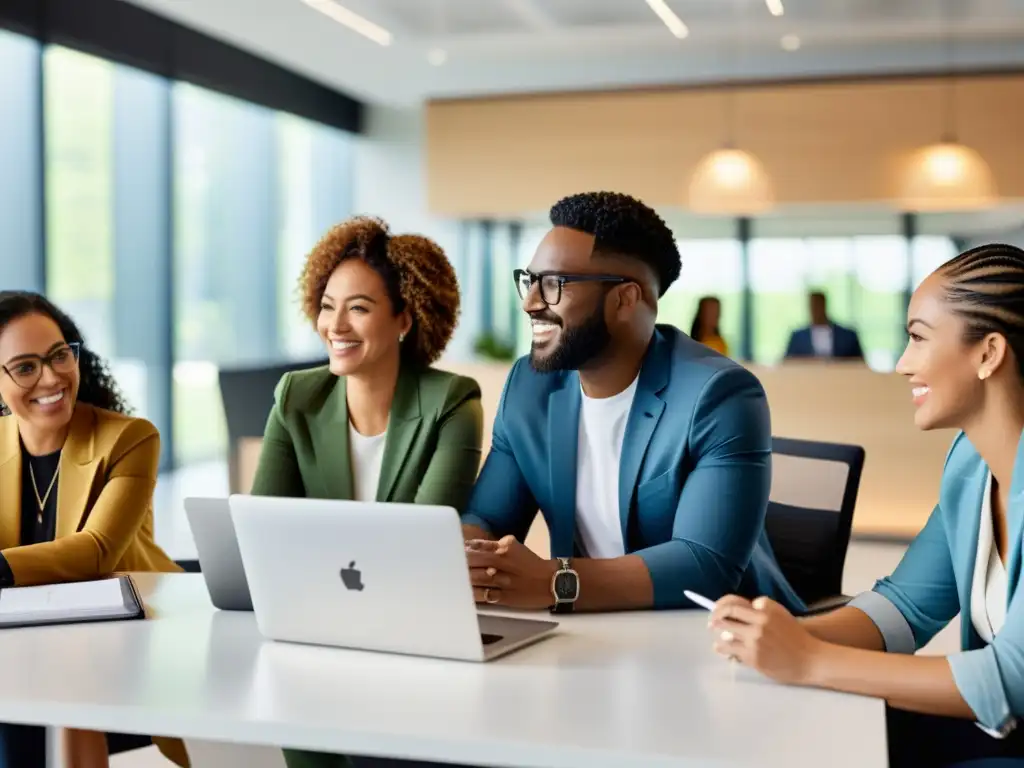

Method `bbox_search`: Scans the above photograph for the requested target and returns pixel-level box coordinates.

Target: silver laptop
[184,497,253,611]
[227,495,559,662]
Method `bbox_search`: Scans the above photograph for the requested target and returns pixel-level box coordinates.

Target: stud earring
[979,369,990,380]
[399,333,406,343]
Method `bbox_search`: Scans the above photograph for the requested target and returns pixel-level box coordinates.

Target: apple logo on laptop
[340,561,364,591]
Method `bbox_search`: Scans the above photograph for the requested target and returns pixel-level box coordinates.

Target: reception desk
[234,360,951,547]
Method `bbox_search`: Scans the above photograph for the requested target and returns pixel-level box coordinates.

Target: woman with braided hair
[706,243,1024,767]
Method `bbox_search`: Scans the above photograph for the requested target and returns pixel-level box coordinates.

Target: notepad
[0,575,144,628]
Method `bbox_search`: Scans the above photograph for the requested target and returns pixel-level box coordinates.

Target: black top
[0,446,60,588]
[20,445,60,547]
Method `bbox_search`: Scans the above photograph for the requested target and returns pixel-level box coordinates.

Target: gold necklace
[29,461,60,525]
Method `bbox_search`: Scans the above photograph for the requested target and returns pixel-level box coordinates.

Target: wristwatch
[550,557,579,613]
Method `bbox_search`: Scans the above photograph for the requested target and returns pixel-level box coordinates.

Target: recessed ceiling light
[427,49,447,66]
[765,0,785,17]
[781,34,801,51]
[645,0,689,40]
[300,0,392,46]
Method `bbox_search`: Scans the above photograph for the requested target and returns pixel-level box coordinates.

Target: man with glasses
[462,191,803,614]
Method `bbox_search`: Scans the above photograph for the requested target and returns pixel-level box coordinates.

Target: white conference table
[0,574,887,768]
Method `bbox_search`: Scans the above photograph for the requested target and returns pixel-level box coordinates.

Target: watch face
[553,570,579,601]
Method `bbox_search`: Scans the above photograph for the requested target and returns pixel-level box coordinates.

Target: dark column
[738,217,753,362]
[480,220,494,336]
[508,221,522,350]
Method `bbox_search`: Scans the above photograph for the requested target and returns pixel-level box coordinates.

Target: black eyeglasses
[513,269,630,306]
[1,343,81,390]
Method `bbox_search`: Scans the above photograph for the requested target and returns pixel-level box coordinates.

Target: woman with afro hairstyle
[254,216,484,768]
[0,291,187,768]
[251,215,483,524]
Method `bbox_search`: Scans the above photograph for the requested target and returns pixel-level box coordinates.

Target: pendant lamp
[686,3,774,215]
[896,2,997,211]
[688,144,774,215]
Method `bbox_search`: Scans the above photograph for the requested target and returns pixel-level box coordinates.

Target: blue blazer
[848,431,1024,735]
[785,323,863,360]
[461,325,804,612]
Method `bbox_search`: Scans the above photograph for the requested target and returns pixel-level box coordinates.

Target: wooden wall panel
[426,75,1024,216]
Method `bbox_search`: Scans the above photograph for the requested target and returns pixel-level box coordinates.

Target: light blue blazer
[461,325,804,612]
[849,430,1024,735]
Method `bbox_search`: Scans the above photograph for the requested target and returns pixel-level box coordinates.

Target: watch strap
[551,557,577,613]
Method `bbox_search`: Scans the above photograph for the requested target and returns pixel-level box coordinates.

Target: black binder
[0,574,144,629]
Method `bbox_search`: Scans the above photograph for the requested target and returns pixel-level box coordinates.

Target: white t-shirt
[971,470,1008,644]
[810,324,833,357]
[349,421,387,503]
[575,375,639,559]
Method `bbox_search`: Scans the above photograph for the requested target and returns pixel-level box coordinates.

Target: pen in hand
[685,590,742,673]
[683,590,717,611]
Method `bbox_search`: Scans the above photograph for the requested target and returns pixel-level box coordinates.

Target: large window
[44,46,115,356]
[43,46,174,464]
[173,85,278,465]
[173,85,355,465]
[0,30,42,292]
[0,28,359,471]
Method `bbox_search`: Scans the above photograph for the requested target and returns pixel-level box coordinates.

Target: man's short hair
[549,191,681,297]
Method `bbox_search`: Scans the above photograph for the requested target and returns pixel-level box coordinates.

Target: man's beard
[529,304,611,373]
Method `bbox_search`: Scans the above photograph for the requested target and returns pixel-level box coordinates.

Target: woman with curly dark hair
[0,291,188,768]
[247,217,482,768]
[251,216,482,506]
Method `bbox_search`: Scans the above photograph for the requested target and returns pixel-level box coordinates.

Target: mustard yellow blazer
[0,403,189,767]
[0,403,181,584]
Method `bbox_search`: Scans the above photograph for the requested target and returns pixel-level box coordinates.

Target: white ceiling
[125,0,1024,106]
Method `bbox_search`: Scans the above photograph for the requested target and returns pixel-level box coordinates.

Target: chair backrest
[218,359,325,442]
[218,359,325,492]
[765,436,865,604]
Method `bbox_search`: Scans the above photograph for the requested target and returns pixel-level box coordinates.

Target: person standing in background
[784,290,864,361]
[689,296,729,356]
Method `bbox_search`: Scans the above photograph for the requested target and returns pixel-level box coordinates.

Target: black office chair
[218,359,325,493]
[175,559,201,573]
[764,436,865,616]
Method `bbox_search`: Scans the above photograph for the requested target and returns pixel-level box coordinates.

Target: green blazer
[250,363,483,512]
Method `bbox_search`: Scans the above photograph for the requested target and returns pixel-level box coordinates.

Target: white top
[971,470,1009,644]
[0,573,887,768]
[348,421,387,502]
[810,324,833,357]
[575,375,638,558]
